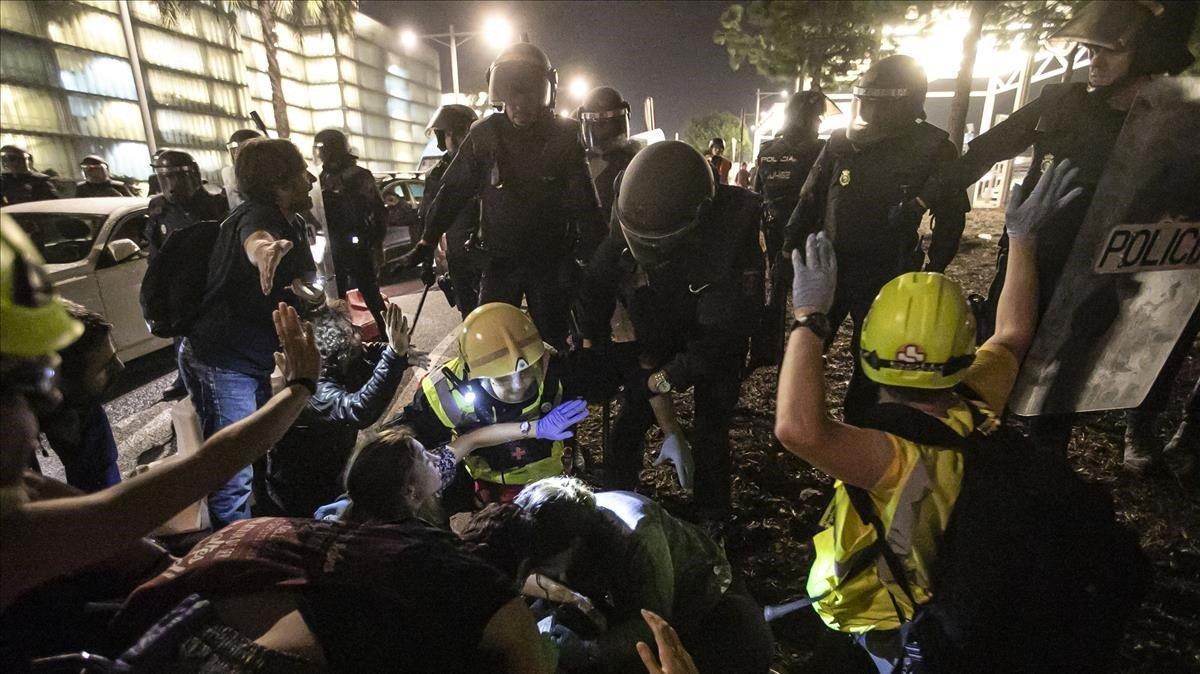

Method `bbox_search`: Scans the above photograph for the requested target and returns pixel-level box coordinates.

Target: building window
[138,27,205,74]
[67,95,146,140]
[1,84,63,134]
[42,4,128,57]
[56,48,138,100]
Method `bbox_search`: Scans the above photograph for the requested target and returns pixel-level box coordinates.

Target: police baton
[408,262,436,337]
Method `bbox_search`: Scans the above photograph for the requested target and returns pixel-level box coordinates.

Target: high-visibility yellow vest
[421,356,565,485]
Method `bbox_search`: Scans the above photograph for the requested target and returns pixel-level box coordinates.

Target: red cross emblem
[510,446,527,461]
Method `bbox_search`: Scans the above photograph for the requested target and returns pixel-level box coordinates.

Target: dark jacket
[786,122,968,274]
[421,110,605,261]
[144,187,229,261]
[755,134,825,236]
[74,180,133,198]
[264,343,408,517]
[420,152,479,258]
[923,82,1127,306]
[320,158,386,254]
[1,172,58,205]
[582,185,765,390]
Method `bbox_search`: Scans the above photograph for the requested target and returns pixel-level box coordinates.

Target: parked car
[377,174,426,267]
[2,197,326,363]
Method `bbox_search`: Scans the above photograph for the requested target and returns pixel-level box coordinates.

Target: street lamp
[568,76,590,102]
[401,16,514,96]
[754,88,790,129]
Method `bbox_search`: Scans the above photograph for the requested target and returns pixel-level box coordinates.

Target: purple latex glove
[536,399,590,441]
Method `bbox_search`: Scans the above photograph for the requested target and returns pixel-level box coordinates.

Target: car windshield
[7,212,106,263]
[406,182,424,200]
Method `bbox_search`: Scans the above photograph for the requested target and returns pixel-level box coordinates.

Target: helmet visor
[1049,2,1149,52]
[482,355,545,404]
[580,108,630,152]
[154,165,200,202]
[488,61,552,108]
[618,215,700,269]
[846,95,912,144]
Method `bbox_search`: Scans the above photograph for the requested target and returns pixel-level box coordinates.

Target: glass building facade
[0,0,439,186]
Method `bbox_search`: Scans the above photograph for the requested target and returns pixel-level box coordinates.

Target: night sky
[359,1,780,139]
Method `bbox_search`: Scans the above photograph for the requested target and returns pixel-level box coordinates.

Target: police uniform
[582,185,765,511]
[392,352,573,509]
[421,152,482,320]
[1,171,59,205]
[74,180,133,198]
[787,122,967,424]
[143,186,229,261]
[755,134,825,260]
[421,109,606,348]
[320,157,388,328]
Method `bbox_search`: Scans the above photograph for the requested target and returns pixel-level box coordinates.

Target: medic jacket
[786,122,967,273]
[754,133,825,234]
[320,158,386,250]
[922,83,1127,303]
[420,152,478,257]
[144,186,229,261]
[393,350,578,485]
[587,140,641,232]
[1,171,58,205]
[421,110,606,260]
[582,185,765,390]
[74,180,134,198]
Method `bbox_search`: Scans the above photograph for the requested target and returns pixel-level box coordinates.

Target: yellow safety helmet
[1,214,82,359]
[458,303,546,379]
[859,272,976,390]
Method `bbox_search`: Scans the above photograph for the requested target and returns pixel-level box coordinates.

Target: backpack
[139,219,220,338]
[851,396,1150,673]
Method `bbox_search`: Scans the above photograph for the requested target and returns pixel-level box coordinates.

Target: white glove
[791,232,838,314]
[654,432,695,492]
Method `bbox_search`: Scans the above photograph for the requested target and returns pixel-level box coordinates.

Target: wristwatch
[791,313,832,341]
[520,420,532,437]
[648,370,672,395]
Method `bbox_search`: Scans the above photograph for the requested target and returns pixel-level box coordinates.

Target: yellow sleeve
[962,343,1021,414]
[869,433,909,495]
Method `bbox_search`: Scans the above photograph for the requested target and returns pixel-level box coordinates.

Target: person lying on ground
[115,428,554,673]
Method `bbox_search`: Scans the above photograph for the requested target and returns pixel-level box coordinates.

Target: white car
[3,197,170,363]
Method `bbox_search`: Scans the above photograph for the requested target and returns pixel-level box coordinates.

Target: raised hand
[255,238,294,295]
[636,609,698,674]
[535,399,590,441]
[383,303,411,357]
[1006,158,1084,240]
[791,231,838,315]
[272,302,320,385]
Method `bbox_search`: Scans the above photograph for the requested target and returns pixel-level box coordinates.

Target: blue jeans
[178,338,270,528]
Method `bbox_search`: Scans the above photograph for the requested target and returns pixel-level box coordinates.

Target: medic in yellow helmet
[386,302,590,508]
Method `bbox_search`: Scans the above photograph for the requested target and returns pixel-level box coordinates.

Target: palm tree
[152,0,358,139]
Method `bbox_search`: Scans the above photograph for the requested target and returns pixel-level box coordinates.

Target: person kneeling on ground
[385,302,591,511]
[259,301,420,517]
[115,429,553,673]
[461,477,773,673]
[775,162,1093,671]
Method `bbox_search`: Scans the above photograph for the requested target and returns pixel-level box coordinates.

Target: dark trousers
[333,246,386,329]
[607,350,744,511]
[446,251,483,321]
[479,255,570,349]
[827,264,897,426]
[680,577,774,674]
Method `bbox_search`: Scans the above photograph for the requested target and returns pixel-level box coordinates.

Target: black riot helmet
[847,55,928,145]
[1050,0,1197,79]
[79,155,109,183]
[151,149,200,204]
[615,140,715,269]
[487,42,558,112]
[425,104,478,152]
[783,90,840,140]
[313,128,352,167]
[227,128,263,161]
[1,145,31,174]
[578,86,631,153]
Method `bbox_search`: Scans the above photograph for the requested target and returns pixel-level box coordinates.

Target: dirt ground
[572,208,1200,673]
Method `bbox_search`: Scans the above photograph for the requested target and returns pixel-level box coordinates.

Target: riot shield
[1009,77,1200,416]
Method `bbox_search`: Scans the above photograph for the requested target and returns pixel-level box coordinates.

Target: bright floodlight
[483,16,513,49]
[569,76,590,102]
[780,89,789,97]
[401,29,418,49]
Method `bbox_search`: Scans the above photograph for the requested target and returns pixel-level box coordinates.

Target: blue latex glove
[547,622,598,669]
[654,432,695,492]
[1006,158,1083,240]
[536,399,590,441]
[791,231,838,314]
[314,498,351,521]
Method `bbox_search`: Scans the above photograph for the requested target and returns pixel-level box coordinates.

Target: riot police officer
[410,42,606,349]
[144,150,228,260]
[314,128,388,330]
[222,128,263,209]
[74,155,134,198]
[581,140,765,517]
[578,85,641,226]
[1,145,58,205]
[421,104,482,320]
[785,55,968,425]
[918,0,1198,463]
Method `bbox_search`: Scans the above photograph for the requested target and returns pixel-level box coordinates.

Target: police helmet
[847,55,928,145]
[487,42,558,110]
[314,128,352,164]
[227,128,263,149]
[784,90,840,138]
[615,140,714,268]
[151,149,198,174]
[425,104,478,151]
[1050,0,1197,77]
[1,146,31,172]
[578,86,631,153]
[79,155,107,168]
